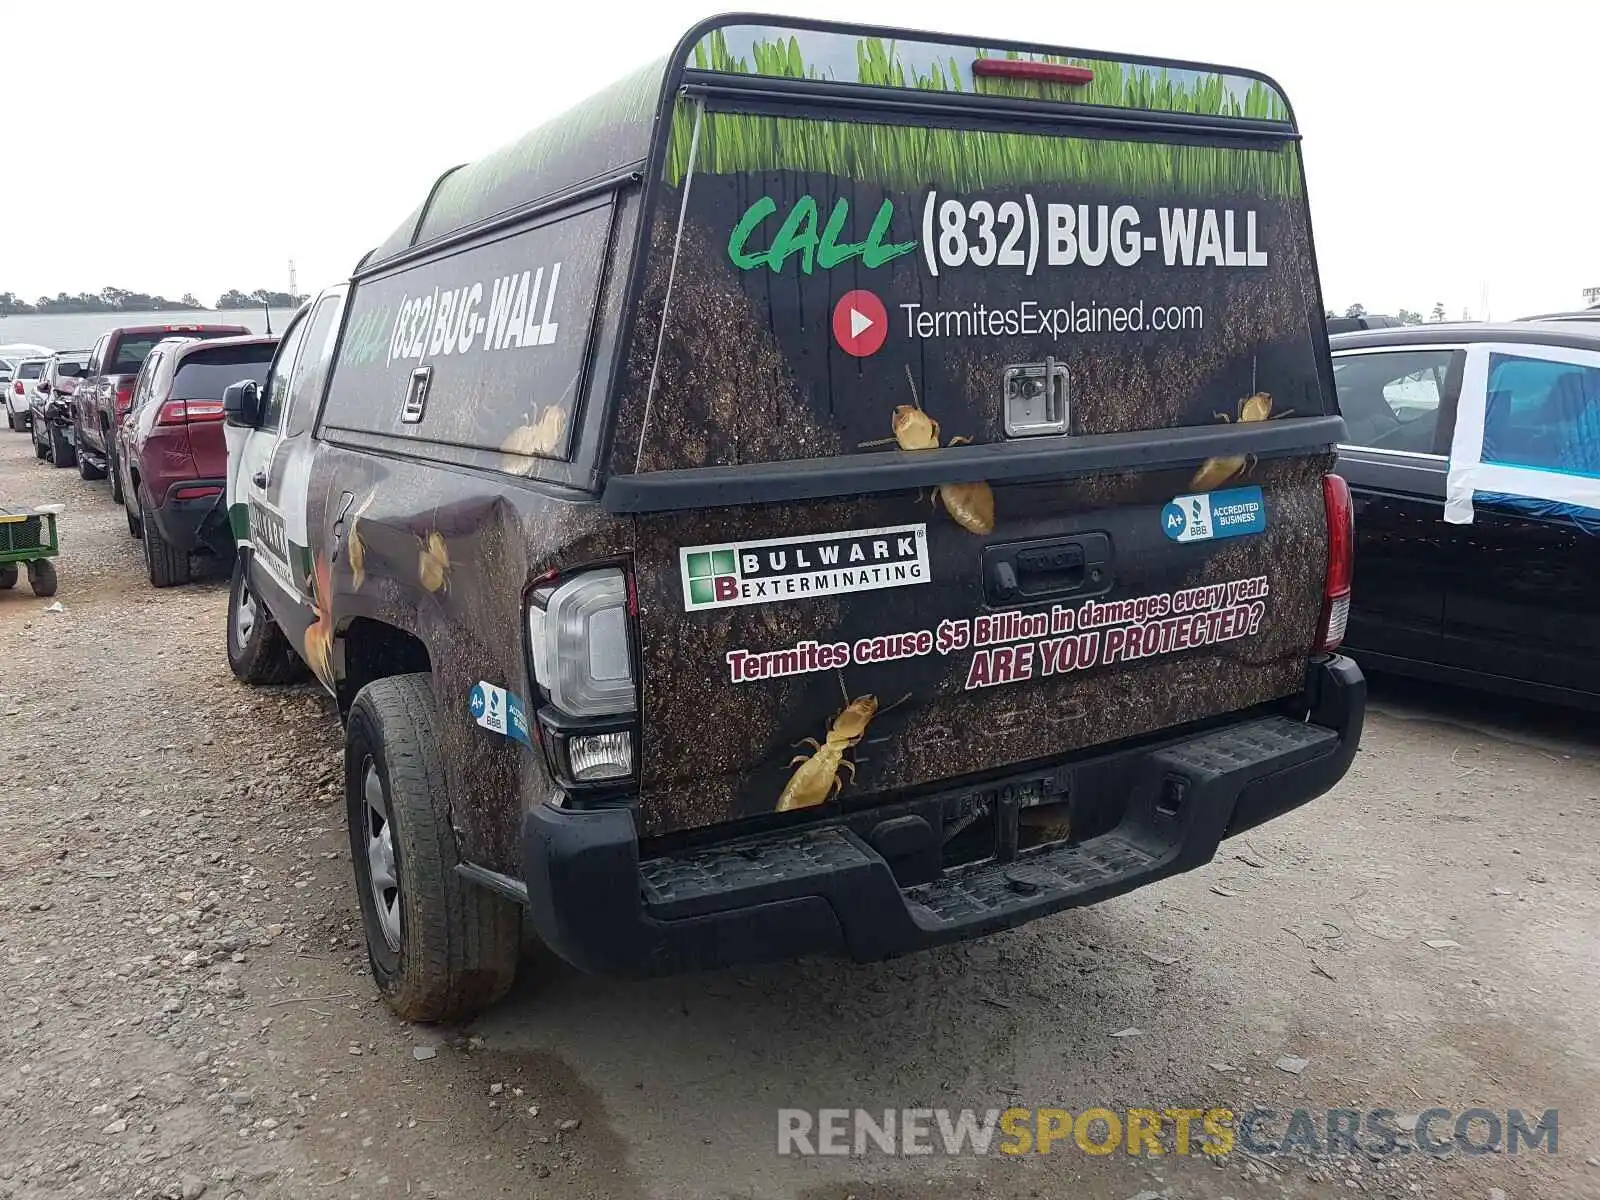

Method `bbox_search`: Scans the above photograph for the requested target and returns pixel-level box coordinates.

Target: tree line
[0,287,310,315]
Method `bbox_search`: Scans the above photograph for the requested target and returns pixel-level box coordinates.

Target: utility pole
[288,259,299,301]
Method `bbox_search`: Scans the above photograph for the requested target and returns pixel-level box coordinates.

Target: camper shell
[225,14,1364,1020]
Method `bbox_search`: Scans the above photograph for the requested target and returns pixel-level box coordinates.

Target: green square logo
[682,543,742,609]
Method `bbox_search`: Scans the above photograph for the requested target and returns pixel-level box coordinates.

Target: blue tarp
[1474,491,1600,536]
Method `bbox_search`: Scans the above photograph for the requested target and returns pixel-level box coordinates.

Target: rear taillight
[971,58,1095,86]
[11,381,21,395]
[526,567,638,794]
[1318,474,1354,653]
[114,385,134,415]
[172,484,222,500]
[156,399,225,425]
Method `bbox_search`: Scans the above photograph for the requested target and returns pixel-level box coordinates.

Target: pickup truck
[73,323,248,491]
[223,14,1365,1023]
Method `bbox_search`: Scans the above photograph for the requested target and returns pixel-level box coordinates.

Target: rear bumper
[521,655,1365,977]
[151,479,229,554]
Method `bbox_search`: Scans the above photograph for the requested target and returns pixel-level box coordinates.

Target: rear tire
[77,448,105,481]
[6,412,16,432]
[33,427,48,459]
[141,497,191,588]
[346,673,521,1022]
[226,556,305,684]
[0,564,16,589]
[49,428,75,468]
[26,560,57,598]
[125,495,143,539]
[109,447,124,503]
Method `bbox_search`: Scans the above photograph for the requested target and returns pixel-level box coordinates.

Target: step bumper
[522,655,1364,976]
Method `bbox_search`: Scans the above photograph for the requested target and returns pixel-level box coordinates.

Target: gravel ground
[1,430,1597,1200]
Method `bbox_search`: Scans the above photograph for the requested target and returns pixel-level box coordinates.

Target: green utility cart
[0,504,60,597]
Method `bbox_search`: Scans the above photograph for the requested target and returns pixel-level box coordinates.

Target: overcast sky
[5,1,1595,318]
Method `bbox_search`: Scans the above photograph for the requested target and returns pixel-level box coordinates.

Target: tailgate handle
[983,534,1112,605]
[1016,543,1084,581]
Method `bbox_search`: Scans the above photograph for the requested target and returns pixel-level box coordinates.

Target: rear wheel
[109,446,124,503]
[49,428,75,468]
[26,560,57,598]
[346,674,521,1022]
[125,491,143,539]
[226,556,305,684]
[33,425,48,459]
[0,564,16,589]
[140,496,191,588]
[6,412,16,432]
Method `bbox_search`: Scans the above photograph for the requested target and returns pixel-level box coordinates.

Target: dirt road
[2,431,1597,1200]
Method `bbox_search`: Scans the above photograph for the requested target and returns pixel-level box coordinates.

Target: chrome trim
[1336,444,1445,463]
[1330,344,1467,357]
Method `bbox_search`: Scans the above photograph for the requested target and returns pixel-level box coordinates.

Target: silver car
[6,356,49,431]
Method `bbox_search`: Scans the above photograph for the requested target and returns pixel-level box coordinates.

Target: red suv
[116,334,278,586]
[75,322,250,491]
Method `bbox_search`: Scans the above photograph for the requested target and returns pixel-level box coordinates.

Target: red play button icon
[832,289,888,357]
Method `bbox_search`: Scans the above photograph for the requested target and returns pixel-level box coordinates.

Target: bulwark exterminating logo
[680,524,931,611]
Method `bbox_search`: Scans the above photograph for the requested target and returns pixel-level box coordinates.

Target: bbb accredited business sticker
[1162,486,1267,544]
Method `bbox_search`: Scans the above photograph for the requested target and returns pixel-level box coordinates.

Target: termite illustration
[346,492,375,592]
[501,405,567,467]
[1189,391,1291,491]
[303,555,335,688]
[777,685,913,812]
[862,367,995,535]
[418,530,450,593]
[778,693,877,812]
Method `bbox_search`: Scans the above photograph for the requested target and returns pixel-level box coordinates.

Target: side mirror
[37,381,50,395]
[223,379,262,428]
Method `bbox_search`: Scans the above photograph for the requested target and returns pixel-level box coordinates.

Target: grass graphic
[667,31,1298,195]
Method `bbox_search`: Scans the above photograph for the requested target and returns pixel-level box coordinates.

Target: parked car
[0,343,54,385]
[116,334,277,586]
[1334,321,1600,706]
[31,351,89,465]
[6,356,48,431]
[1325,313,1402,335]
[73,323,249,493]
[224,15,1363,1021]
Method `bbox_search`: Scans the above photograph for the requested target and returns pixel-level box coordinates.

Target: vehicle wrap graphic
[272,21,1335,866]
[681,27,1290,120]
[323,200,614,466]
[608,26,1332,833]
